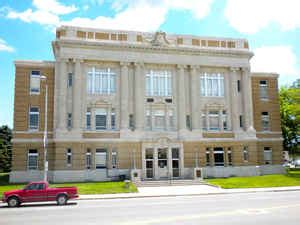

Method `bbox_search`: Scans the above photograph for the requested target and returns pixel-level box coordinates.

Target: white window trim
[30,71,41,95]
[27,150,38,170]
[86,150,92,170]
[146,70,172,96]
[29,107,39,131]
[200,73,224,97]
[87,67,116,95]
[66,149,72,167]
[261,113,270,132]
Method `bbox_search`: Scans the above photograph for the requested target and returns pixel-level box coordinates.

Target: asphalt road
[1,191,300,225]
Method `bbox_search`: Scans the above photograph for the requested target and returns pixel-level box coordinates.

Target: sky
[0,0,300,128]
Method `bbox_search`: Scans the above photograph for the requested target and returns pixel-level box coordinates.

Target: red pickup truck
[2,181,78,207]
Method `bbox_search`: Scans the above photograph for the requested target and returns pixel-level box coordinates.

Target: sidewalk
[78,185,300,200]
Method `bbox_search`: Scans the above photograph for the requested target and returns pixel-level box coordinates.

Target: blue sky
[0,0,300,127]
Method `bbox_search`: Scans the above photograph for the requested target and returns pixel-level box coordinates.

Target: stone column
[141,147,146,179]
[177,65,187,131]
[154,148,159,180]
[206,108,210,131]
[168,147,172,178]
[120,62,130,130]
[219,109,224,131]
[229,67,240,132]
[73,59,83,131]
[180,147,184,178]
[241,67,255,132]
[134,62,145,130]
[191,65,200,131]
[58,59,68,131]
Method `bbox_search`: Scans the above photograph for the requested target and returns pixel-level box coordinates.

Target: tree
[279,86,300,158]
[0,125,12,172]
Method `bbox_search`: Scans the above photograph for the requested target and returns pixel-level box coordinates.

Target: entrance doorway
[158,148,168,179]
[145,149,154,179]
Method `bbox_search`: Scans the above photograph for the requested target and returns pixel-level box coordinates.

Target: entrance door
[172,148,180,178]
[158,148,168,179]
[145,149,154,179]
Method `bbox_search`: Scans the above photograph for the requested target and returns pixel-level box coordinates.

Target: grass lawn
[0,173,137,196]
[206,170,300,189]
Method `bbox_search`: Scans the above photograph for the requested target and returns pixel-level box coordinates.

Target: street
[1,191,300,225]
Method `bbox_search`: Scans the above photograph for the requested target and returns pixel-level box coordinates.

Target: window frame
[145,70,172,97]
[30,71,41,95]
[27,149,38,170]
[200,73,225,97]
[86,149,92,170]
[261,112,270,131]
[259,80,269,100]
[263,147,272,165]
[66,148,72,167]
[243,146,249,162]
[87,67,116,95]
[29,106,39,131]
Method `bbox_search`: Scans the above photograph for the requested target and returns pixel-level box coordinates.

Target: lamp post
[41,75,48,182]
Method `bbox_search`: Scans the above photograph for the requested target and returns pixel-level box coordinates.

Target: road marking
[120,203,300,225]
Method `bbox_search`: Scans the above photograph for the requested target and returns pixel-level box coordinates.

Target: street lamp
[40,75,48,182]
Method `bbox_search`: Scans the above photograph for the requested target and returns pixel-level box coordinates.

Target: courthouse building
[11,26,284,183]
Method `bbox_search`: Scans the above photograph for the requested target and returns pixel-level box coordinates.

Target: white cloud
[251,46,299,85]
[0,38,15,52]
[63,0,214,32]
[225,0,300,34]
[5,0,77,26]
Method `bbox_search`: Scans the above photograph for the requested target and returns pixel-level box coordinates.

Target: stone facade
[10,26,284,183]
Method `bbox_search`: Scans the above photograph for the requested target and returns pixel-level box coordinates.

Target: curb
[77,188,300,201]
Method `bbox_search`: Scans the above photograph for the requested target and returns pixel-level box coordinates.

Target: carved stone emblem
[150,31,170,47]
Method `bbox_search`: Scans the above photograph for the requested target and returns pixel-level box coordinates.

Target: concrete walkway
[78,185,300,200]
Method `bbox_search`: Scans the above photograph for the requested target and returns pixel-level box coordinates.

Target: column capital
[134,61,144,68]
[229,67,240,72]
[177,64,187,70]
[73,58,84,63]
[57,58,69,63]
[241,67,251,73]
[120,61,131,67]
[190,65,200,70]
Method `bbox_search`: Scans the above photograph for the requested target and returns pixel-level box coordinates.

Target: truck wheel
[56,194,68,205]
[7,197,20,208]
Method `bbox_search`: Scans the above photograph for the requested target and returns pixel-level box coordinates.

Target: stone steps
[134,179,208,187]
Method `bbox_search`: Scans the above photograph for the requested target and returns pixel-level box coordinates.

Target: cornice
[55,39,254,59]
[14,60,55,68]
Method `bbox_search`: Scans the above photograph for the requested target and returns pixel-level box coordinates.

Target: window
[86,149,92,169]
[263,147,272,164]
[186,115,191,130]
[87,67,116,94]
[243,146,249,162]
[68,73,73,87]
[227,148,232,166]
[86,109,91,130]
[259,80,268,100]
[146,70,172,96]
[261,112,270,131]
[66,149,72,166]
[30,71,40,94]
[239,115,243,128]
[202,112,207,131]
[95,109,107,130]
[29,107,39,130]
[95,149,107,169]
[146,110,151,130]
[111,108,116,130]
[154,110,165,130]
[67,113,72,129]
[25,183,45,190]
[200,73,224,97]
[206,149,210,166]
[237,80,241,92]
[222,110,228,130]
[214,147,224,166]
[28,149,38,170]
[129,114,135,130]
[209,111,219,131]
[112,150,117,169]
[168,110,174,130]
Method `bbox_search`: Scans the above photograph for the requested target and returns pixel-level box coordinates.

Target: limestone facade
[10,26,284,183]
